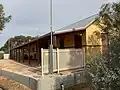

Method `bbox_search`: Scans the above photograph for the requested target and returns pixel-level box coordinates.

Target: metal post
[49,0,53,74]
[60,83,64,90]
[50,0,53,46]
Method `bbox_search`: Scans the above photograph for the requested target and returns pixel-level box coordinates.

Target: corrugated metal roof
[11,14,99,49]
[56,14,98,32]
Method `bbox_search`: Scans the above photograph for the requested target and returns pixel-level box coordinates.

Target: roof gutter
[54,27,85,35]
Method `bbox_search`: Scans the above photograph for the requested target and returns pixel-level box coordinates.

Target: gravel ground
[0,76,32,90]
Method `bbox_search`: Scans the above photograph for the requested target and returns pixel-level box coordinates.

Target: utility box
[4,54,9,59]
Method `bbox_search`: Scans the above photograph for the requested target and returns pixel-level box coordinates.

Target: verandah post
[28,44,30,65]
[41,48,44,76]
[13,50,15,59]
[15,49,17,61]
[83,48,85,68]
[37,40,40,65]
[57,48,60,74]
[18,49,20,62]
[22,48,24,63]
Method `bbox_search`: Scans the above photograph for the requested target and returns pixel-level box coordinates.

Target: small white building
[3,54,10,60]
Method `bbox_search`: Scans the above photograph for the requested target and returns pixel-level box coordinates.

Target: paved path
[0,60,41,79]
[0,60,42,90]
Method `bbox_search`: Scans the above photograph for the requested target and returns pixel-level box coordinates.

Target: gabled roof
[12,14,99,49]
[55,14,98,34]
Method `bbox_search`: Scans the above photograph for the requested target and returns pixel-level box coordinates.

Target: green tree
[86,2,120,90]
[0,35,36,52]
[96,2,120,41]
[0,4,11,31]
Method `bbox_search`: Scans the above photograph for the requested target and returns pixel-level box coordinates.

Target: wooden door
[74,35,82,48]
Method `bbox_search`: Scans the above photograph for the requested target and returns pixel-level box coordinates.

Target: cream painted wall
[82,32,86,46]
[85,23,103,61]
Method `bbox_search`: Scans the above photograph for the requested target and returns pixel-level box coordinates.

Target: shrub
[0,53,3,59]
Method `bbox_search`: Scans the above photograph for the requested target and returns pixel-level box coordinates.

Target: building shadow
[64,30,102,89]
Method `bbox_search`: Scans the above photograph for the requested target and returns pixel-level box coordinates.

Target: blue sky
[0,0,117,47]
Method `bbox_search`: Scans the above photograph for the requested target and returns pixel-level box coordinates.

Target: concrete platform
[0,60,41,90]
[0,76,32,90]
[0,60,86,90]
[0,60,40,79]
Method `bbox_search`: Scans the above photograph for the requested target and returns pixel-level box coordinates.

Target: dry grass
[0,76,32,90]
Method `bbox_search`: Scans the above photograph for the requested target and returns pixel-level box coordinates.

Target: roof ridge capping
[55,14,99,32]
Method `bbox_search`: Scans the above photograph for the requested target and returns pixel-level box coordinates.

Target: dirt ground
[0,76,31,90]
